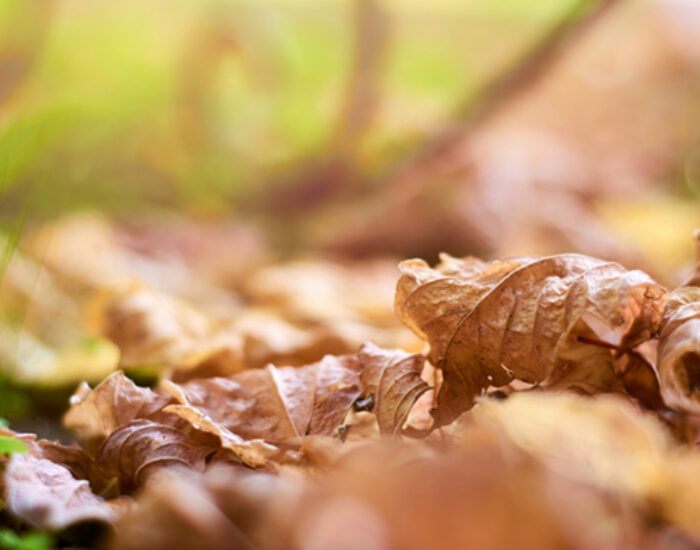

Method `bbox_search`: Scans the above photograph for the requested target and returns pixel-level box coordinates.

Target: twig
[262,0,390,215]
[383,0,624,194]
[332,0,390,154]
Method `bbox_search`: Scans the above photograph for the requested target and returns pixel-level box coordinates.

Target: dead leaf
[90,285,414,380]
[88,285,246,376]
[396,253,668,426]
[470,392,700,544]
[64,371,171,454]
[657,287,700,414]
[614,345,664,410]
[356,342,430,435]
[111,466,255,550]
[112,432,646,550]
[0,432,119,530]
[162,354,363,450]
[94,419,216,494]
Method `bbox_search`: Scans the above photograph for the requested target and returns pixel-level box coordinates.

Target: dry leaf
[112,433,647,550]
[657,231,700,414]
[613,344,664,410]
[89,285,246,375]
[65,348,422,471]
[162,354,363,450]
[90,285,413,380]
[356,342,430,435]
[1,432,118,530]
[470,392,700,543]
[111,467,255,550]
[657,287,700,414]
[94,419,216,494]
[396,253,668,426]
[64,371,171,453]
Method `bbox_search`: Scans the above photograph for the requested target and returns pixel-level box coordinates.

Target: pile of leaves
[2,219,700,549]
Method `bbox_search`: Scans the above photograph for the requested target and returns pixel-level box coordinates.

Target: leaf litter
[2,217,700,549]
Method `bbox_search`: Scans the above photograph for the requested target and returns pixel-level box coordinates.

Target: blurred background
[1,0,700,423]
[1,0,700,268]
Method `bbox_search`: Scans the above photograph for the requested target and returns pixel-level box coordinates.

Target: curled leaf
[396,253,668,426]
[357,342,430,435]
[1,433,117,530]
[657,287,700,414]
[162,354,363,450]
[64,371,170,453]
[95,419,216,494]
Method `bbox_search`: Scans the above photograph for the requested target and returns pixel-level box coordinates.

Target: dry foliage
[2,222,700,549]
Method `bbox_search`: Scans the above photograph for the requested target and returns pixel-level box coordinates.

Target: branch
[383,0,623,193]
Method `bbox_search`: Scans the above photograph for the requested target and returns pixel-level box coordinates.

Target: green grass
[0,0,584,220]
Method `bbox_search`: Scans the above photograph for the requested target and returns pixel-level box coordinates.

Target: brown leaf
[470,392,700,545]
[396,253,668,426]
[657,286,700,414]
[357,342,430,435]
[111,467,255,550]
[615,346,664,410]
[111,392,700,550]
[91,285,413,381]
[89,286,246,375]
[64,371,171,453]
[161,355,363,456]
[113,434,643,550]
[94,419,216,494]
[1,432,118,530]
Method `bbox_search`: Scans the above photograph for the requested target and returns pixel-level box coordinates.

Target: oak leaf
[396,253,668,426]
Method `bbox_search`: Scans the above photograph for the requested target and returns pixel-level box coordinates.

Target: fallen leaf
[657,287,700,414]
[88,285,246,376]
[356,342,430,435]
[0,432,118,530]
[396,253,668,426]
[111,466,255,550]
[112,431,649,550]
[90,286,412,380]
[94,419,216,494]
[64,371,171,454]
[162,354,363,450]
[470,392,700,543]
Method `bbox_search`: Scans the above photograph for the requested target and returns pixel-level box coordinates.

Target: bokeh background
[1,0,699,270]
[1,0,700,424]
